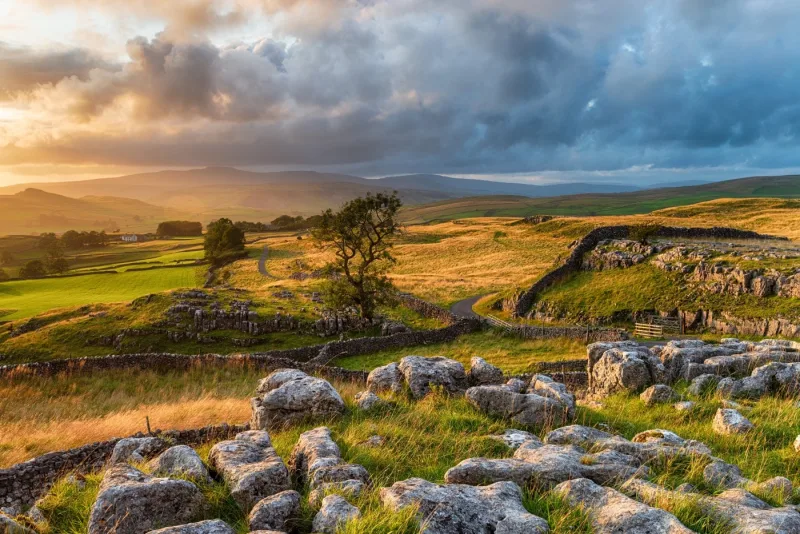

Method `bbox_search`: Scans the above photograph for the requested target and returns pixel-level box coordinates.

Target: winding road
[450,294,486,319]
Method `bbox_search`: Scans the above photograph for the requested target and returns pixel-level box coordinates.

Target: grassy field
[0,266,204,321]
[18,374,800,534]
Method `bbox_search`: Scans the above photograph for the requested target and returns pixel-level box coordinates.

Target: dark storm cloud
[5,0,800,178]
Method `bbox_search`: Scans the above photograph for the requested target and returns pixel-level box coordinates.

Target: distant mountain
[0,188,180,234]
[374,174,640,197]
[646,179,711,189]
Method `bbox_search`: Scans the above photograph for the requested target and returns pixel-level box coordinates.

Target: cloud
[4,0,800,180]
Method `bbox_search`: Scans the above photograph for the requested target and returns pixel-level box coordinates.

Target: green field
[0,266,203,320]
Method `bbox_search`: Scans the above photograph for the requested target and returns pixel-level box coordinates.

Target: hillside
[0,188,182,234]
[400,175,800,222]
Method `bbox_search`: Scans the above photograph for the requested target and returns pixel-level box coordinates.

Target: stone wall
[0,320,482,380]
[511,225,785,317]
[396,293,458,324]
[0,423,247,513]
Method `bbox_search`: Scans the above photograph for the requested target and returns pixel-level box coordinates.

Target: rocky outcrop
[312,495,360,533]
[465,373,575,427]
[588,344,661,395]
[467,357,504,386]
[624,478,800,534]
[0,514,34,534]
[582,239,662,271]
[712,409,754,435]
[640,384,679,405]
[398,356,468,399]
[250,369,345,430]
[248,490,300,532]
[110,437,166,464]
[366,362,404,394]
[147,446,210,482]
[146,520,236,534]
[717,361,800,400]
[555,477,692,533]
[87,465,205,534]
[288,427,370,509]
[208,431,291,513]
[380,478,549,534]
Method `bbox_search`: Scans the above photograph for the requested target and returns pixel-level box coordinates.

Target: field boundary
[509,225,786,317]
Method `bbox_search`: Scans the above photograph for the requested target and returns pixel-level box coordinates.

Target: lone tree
[204,218,245,263]
[312,192,402,320]
[19,259,47,279]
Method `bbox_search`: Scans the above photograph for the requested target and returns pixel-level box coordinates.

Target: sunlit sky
[3,0,800,187]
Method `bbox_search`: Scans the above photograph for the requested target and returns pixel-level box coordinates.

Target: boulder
[398,356,468,399]
[527,374,576,418]
[688,374,720,396]
[555,478,692,533]
[208,431,291,512]
[353,391,383,410]
[590,348,653,395]
[640,384,679,406]
[703,459,748,488]
[251,370,345,430]
[288,427,342,487]
[248,490,301,532]
[147,445,210,482]
[308,480,366,508]
[444,441,644,489]
[0,515,34,534]
[625,478,800,534]
[465,385,571,426]
[110,437,166,464]
[380,478,549,534]
[488,429,540,450]
[312,495,360,533]
[87,465,205,534]
[467,357,504,386]
[504,378,528,393]
[674,401,695,412]
[309,464,371,490]
[146,520,236,534]
[366,363,403,394]
[712,408,754,435]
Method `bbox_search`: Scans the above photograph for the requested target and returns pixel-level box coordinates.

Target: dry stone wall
[510,225,784,317]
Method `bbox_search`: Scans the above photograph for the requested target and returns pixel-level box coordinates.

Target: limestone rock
[380,478,549,534]
[688,374,720,396]
[640,384,679,406]
[354,391,383,410]
[309,463,371,489]
[468,357,504,386]
[488,429,540,450]
[110,437,166,464]
[527,374,576,418]
[504,378,528,393]
[312,495,360,533]
[288,427,342,487]
[87,465,204,534]
[795,434,800,453]
[0,515,34,534]
[465,385,572,427]
[398,356,467,399]
[146,520,236,534]
[713,408,754,435]
[308,480,366,508]
[674,401,695,412]
[590,348,653,395]
[147,445,210,482]
[248,490,300,532]
[366,363,403,394]
[398,356,468,399]
[359,435,386,448]
[208,431,291,512]
[251,370,345,430]
[555,477,692,533]
[444,442,644,489]
[703,459,748,488]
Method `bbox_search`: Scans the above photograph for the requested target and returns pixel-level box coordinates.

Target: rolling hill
[399,174,800,223]
[0,188,182,234]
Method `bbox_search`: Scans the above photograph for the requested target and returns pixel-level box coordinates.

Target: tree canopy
[204,218,246,262]
[19,259,47,279]
[312,192,402,319]
[156,221,203,237]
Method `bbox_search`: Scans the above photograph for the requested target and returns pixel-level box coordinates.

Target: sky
[2,0,800,187]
